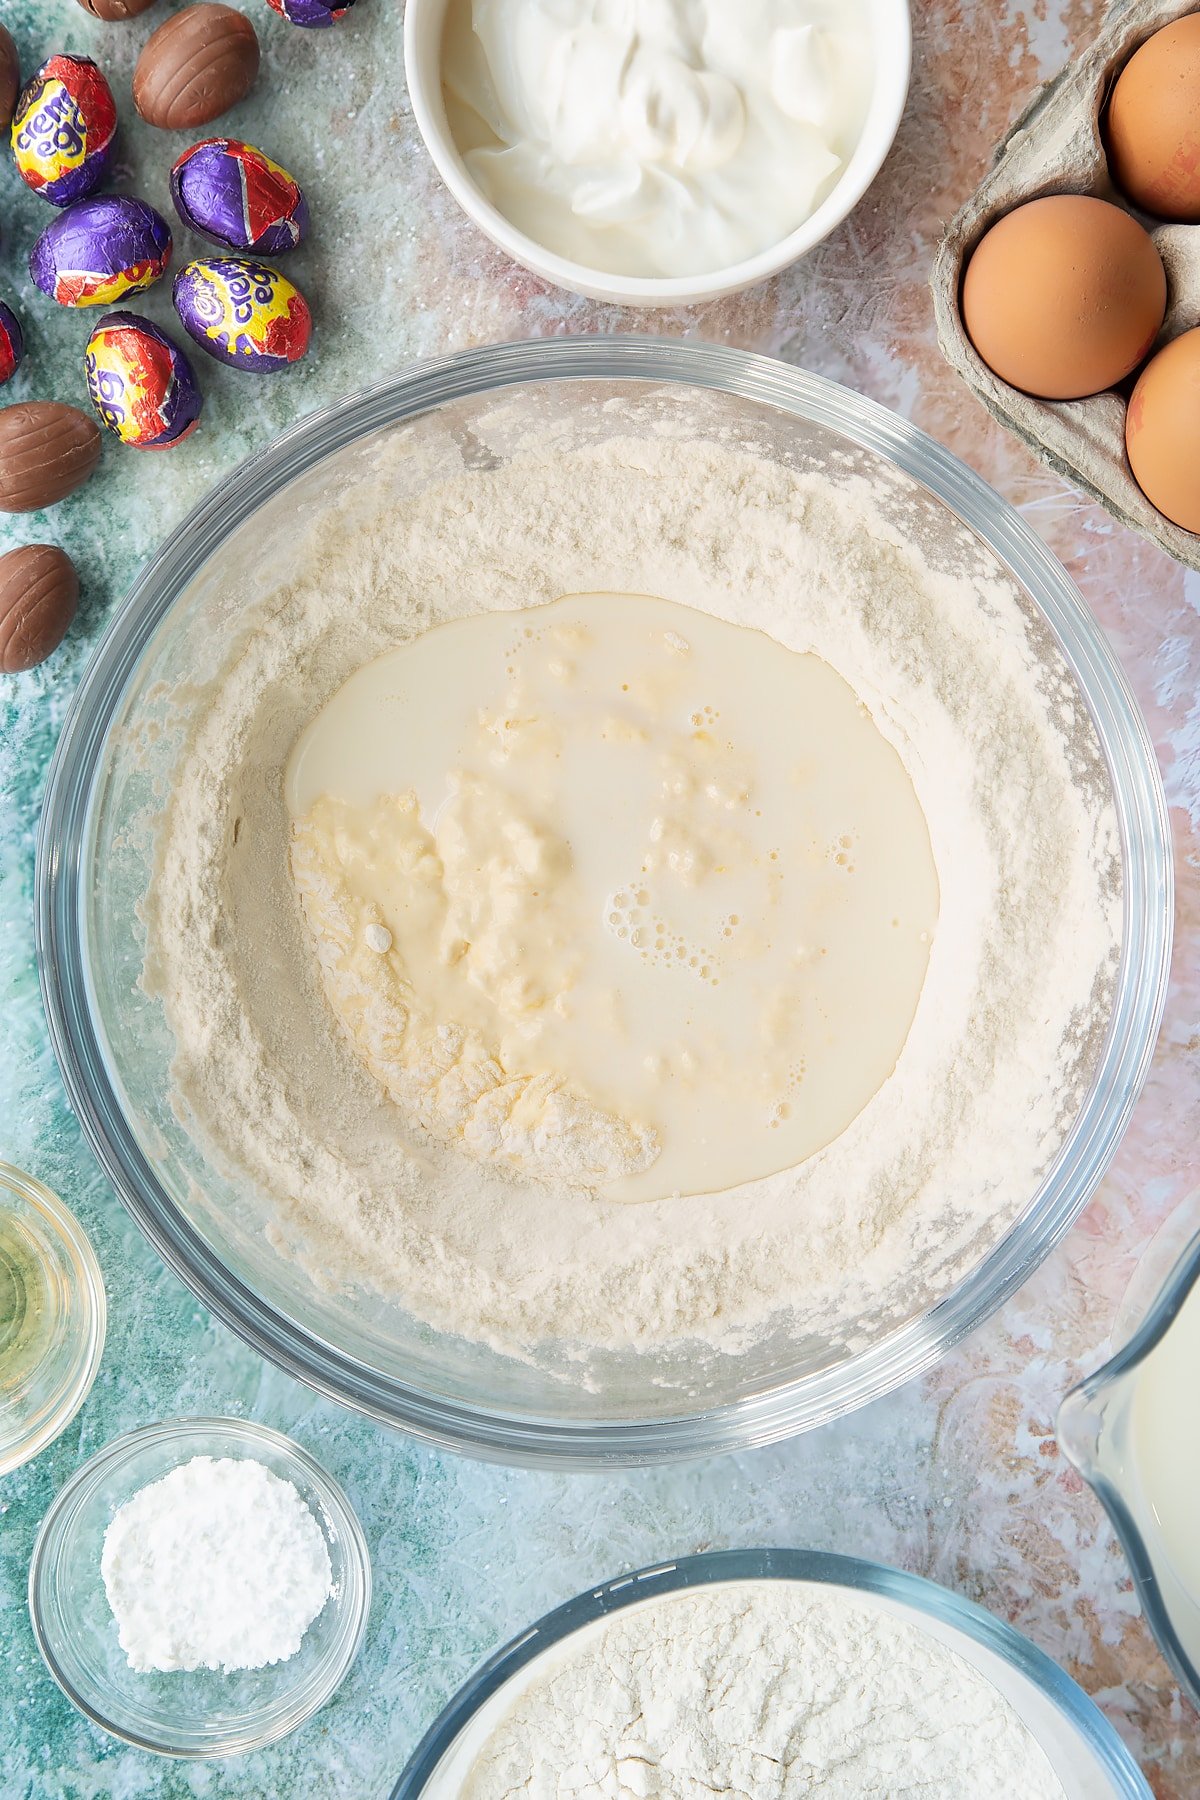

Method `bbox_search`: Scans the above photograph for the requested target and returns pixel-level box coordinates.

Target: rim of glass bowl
[34,337,1173,1468]
[27,1415,372,1758]
[389,1548,1152,1798]
[0,1160,107,1478]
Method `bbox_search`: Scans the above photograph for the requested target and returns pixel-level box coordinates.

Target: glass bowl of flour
[389,1549,1152,1798]
[36,339,1172,1465]
[28,1416,371,1757]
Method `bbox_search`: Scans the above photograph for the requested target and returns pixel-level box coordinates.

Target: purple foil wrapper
[84,310,202,450]
[266,0,358,27]
[0,302,23,385]
[173,257,312,373]
[30,196,172,308]
[170,138,308,256]
[11,54,118,208]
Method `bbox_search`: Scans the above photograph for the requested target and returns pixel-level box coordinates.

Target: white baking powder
[461,1584,1067,1799]
[100,1454,333,1674]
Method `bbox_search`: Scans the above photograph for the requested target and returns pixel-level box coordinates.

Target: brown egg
[1107,16,1200,221]
[0,545,79,673]
[961,195,1166,400]
[1126,327,1200,532]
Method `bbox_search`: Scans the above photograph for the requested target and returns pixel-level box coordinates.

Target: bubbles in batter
[285,592,939,1202]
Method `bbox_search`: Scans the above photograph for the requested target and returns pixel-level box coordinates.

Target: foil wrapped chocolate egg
[84,311,202,451]
[170,138,309,255]
[11,55,118,208]
[266,0,358,26]
[173,257,311,372]
[0,303,23,386]
[30,196,172,308]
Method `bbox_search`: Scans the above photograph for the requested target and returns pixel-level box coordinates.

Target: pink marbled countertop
[1,4,1197,1795]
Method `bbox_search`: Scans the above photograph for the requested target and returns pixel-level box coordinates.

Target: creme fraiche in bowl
[404,0,911,304]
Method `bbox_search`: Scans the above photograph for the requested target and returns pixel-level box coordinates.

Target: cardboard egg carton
[932,0,1200,570]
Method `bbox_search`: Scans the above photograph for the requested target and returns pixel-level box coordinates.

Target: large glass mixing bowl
[36,340,1172,1467]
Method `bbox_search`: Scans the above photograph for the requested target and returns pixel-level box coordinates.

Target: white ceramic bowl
[404,0,912,305]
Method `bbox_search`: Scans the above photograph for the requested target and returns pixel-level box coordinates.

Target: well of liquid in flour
[285,593,938,1202]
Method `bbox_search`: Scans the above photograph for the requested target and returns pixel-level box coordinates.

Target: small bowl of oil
[0,1162,106,1476]
[1057,1193,1200,1711]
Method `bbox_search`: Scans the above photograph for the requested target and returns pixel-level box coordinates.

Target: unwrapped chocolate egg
[11,54,118,207]
[1108,16,1200,221]
[0,303,23,386]
[0,27,19,131]
[85,311,202,450]
[173,257,311,371]
[0,545,79,673]
[961,195,1166,400]
[1126,328,1200,533]
[266,0,358,25]
[0,402,102,512]
[76,0,161,16]
[31,196,172,308]
[134,4,260,130]
[171,138,308,255]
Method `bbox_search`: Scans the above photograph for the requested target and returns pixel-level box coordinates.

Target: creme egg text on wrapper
[11,55,117,208]
[170,139,309,255]
[173,257,312,371]
[30,196,172,308]
[85,311,202,451]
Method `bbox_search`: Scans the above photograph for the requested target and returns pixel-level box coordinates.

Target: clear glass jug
[1058,1202,1200,1712]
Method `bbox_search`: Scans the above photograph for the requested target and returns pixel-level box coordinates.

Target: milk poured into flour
[286,592,938,1202]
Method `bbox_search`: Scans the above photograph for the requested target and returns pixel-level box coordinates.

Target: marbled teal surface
[2,2,1198,1797]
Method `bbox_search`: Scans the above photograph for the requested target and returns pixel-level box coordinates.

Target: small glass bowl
[28,1416,372,1758]
[0,1162,106,1477]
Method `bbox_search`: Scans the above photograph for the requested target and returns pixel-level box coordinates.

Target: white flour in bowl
[141,417,1120,1364]
[458,1583,1067,1798]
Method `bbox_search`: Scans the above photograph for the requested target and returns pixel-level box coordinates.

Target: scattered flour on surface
[460,1583,1068,1800]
